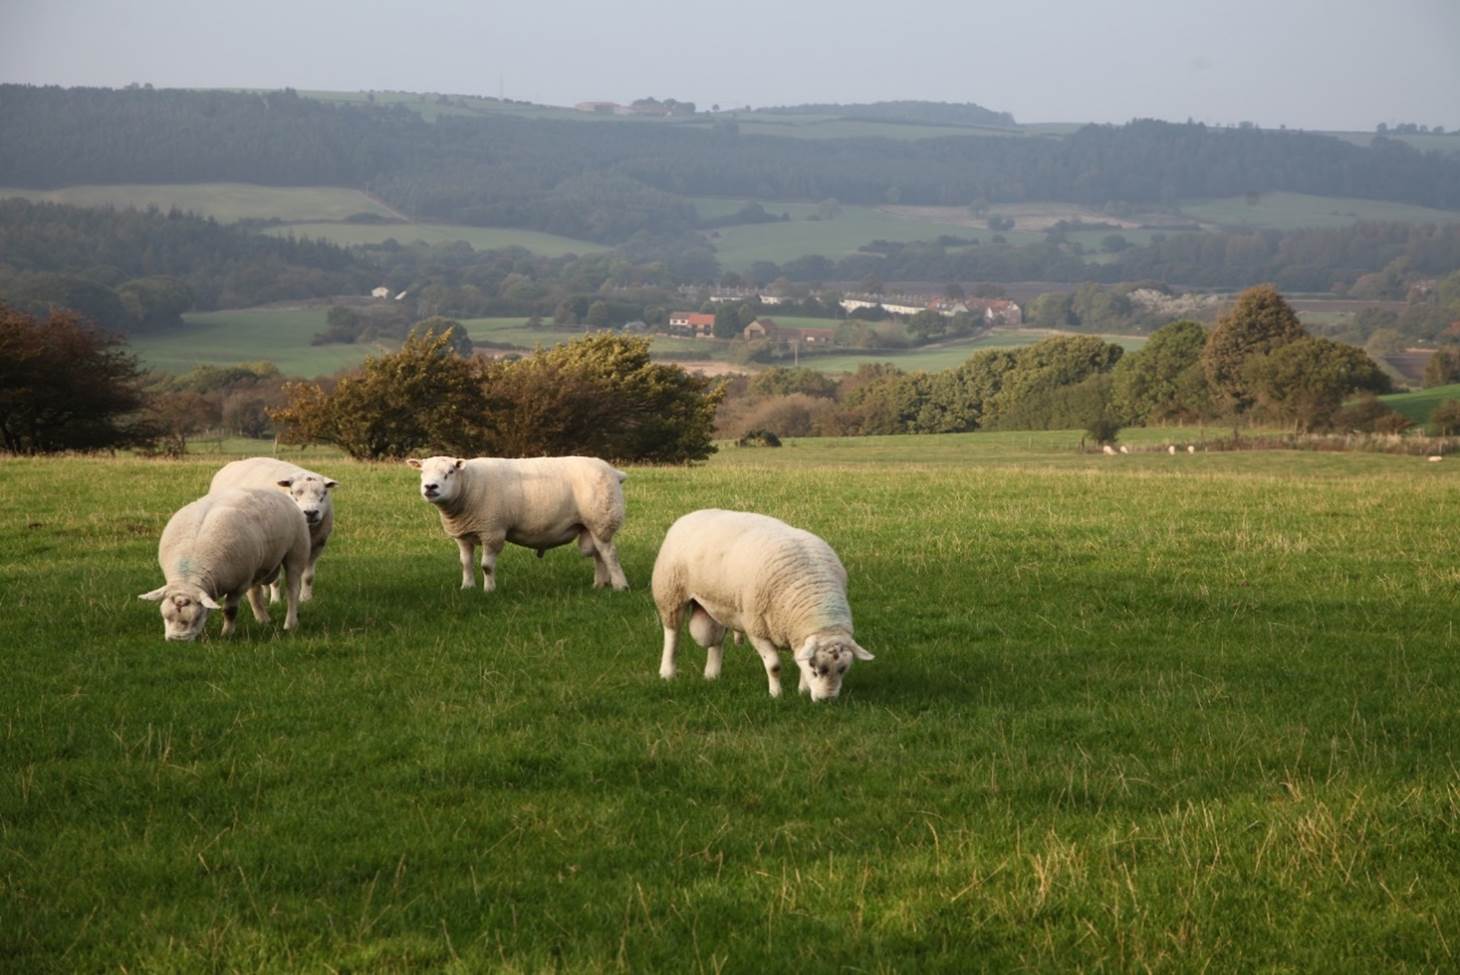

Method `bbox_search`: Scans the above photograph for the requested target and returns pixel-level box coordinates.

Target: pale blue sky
[2,0,1455,130]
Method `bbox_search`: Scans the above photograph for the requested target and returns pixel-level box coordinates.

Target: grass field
[0,183,397,223]
[128,308,371,377]
[263,222,608,256]
[4,432,1460,970]
[1379,381,1460,422]
[1177,192,1460,231]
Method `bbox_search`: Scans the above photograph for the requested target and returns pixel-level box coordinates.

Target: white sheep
[139,488,311,641]
[1187,445,1196,454]
[653,509,873,701]
[1119,444,1130,454]
[210,457,338,602]
[1428,455,1443,463]
[406,455,629,592]
[1102,444,1117,455]
[1168,444,1177,455]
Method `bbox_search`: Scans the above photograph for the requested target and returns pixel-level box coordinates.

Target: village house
[743,318,837,346]
[667,311,716,337]
[370,286,391,299]
[742,317,780,340]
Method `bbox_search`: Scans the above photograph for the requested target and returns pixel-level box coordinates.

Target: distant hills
[753,100,1017,129]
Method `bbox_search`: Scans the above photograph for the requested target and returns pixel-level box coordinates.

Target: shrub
[736,429,782,447]
[1430,399,1460,436]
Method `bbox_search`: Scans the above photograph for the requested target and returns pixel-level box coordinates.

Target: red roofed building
[668,311,716,337]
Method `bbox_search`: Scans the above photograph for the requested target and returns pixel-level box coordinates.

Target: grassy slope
[1379,381,1460,422]
[804,330,1148,373]
[263,221,607,256]
[0,183,395,223]
[4,433,1460,970]
[1178,191,1460,230]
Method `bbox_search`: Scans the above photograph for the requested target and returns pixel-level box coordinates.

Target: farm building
[668,311,716,337]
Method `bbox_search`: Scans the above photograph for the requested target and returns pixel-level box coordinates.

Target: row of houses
[665,312,835,345]
[699,289,1022,326]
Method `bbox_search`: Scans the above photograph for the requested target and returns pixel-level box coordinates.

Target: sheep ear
[406,458,423,470]
[453,459,464,470]
[139,587,168,602]
[276,478,295,489]
[794,637,817,663]
[198,592,222,610]
[850,640,875,661]
[324,479,339,490]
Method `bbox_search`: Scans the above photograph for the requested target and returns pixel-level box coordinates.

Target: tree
[0,304,155,454]
[585,301,613,329]
[1111,320,1212,424]
[713,305,741,339]
[1244,337,1390,432]
[409,316,473,357]
[1430,400,1460,435]
[271,330,486,460]
[943,283,966,301]
[1423,348,1460,388]
[1201,284,1308,417]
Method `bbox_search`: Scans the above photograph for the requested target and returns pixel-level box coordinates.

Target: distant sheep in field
[1119,445,1130,454]
[1102,444,1117,455]
[139,489,310,641]
[1168,444,1177,455]
[653,509,873,701]
[1428,455,1443,463]
[407,455,628,593]
[1187,445,1196,454]
[211,457,337,603]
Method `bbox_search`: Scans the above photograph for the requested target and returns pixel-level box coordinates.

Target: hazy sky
[2,0,1456,131]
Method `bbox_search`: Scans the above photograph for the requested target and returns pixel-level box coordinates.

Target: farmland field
[263,221,608,256]
[0,183,397,223]
[1379,381,1460,423]
[4,432,1460,970]
[1176,192,1460,231]
[803,329,1148,373]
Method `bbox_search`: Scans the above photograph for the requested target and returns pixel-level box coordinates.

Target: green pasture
[264,221,608,256]
[129,307,369,377]
[4,432,1460,970]
[0,183,396,223]
[1177,192,1460,231]
[1378,381,1460,423]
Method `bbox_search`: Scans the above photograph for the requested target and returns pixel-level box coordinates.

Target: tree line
[5,86,1460,247]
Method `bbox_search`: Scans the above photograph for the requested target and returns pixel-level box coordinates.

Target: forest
[4,86,1459,247]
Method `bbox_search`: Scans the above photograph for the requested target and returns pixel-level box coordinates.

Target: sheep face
[406,457,466,506]
[277,474,336,529]
[795,634,875,701]
[139,585,221,641]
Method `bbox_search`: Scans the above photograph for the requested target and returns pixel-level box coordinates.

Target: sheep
[1168,444,1177,455]
[210,457,337,602]
[1428,455,1443,463]
[653,509,873,701]
[139,488,311,641]
[1187,445,1197,454]
[406,455,629,592]
[1119,444,1131,454]
[1102,444,1117,455]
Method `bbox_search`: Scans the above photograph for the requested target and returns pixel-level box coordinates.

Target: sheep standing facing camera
[653,509,873,701]
[211,457,337,602]
[407,455,629,592]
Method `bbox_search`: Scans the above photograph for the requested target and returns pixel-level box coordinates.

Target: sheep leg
[299,540,324,602]
[480,536,504,593]
[221,594,242,637]
[455,536,477,590]
[590,535,629,591]
[281,558,303,632]
[578,530,610,588]
[659,624,681,680]
[748,635,784,698]
[268,579,282,604]
[245,585,271,624]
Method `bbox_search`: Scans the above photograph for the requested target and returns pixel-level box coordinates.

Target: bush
[1333,395,1413,434]
[736,429,782,447]
[1430,399,1460,436]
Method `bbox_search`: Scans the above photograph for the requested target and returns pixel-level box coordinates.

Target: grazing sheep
[1119,444,1131,454]
[406,455,628,592]
[1168,444,1177,455]
[653,509,873,701]
[1187,445,1196,454]
[139,489,310,641]
[1102,444,1117,455]
[1428,455,1443,463]
[210,457,337,602]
